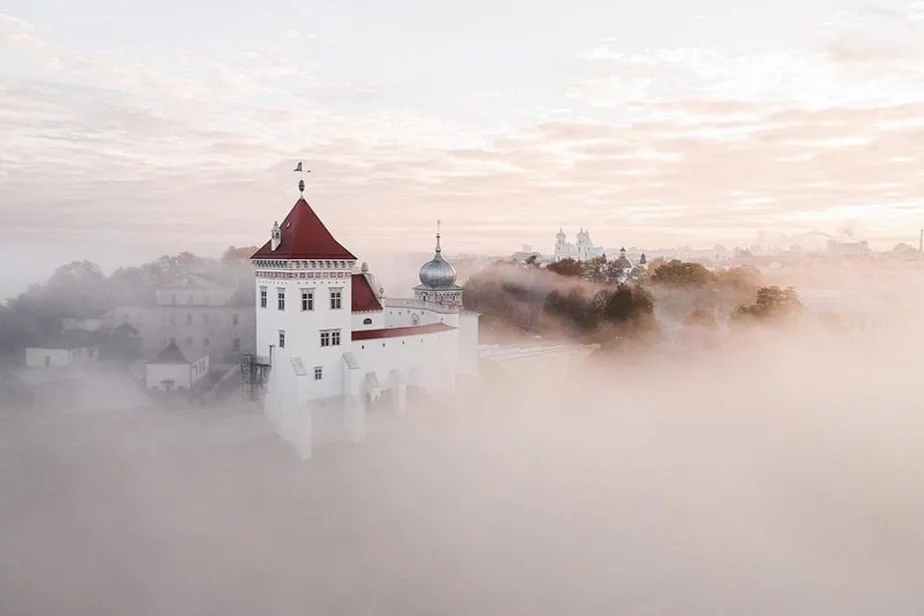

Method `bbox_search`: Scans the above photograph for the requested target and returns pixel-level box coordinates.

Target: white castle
[249,185,479,459]
[553,227,604,262]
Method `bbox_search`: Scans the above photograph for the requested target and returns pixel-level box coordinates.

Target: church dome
[613,247,633,269]
[419,252,457,288]
[418,225,457,288]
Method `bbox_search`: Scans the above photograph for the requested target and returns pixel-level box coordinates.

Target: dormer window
[270,221,282,251]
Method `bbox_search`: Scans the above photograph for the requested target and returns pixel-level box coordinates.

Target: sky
[3,0,924,268]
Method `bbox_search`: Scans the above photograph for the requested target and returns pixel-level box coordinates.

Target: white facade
[553,227,605,262]
[145,344,210,391]
[250,194,480,459]
[25,345,98,369]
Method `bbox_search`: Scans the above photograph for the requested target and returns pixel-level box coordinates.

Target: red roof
[352,274,383,312]
[251,197,356,260]
[352,322,454,341]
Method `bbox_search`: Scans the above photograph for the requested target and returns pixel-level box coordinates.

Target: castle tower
[250,189,357,402]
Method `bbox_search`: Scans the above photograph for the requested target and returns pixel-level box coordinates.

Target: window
[301,288,314,311]
[331,329,341,346]
[232,338,240,352]
[203,337,209,347]
[233,313,239,326]
[278,330,286,348]
[203,313,209,325]
[363,317,372,325]
[277,287,286,311]
[186,313,192,325]
[260,286,267,308]
[314,366,323,380]
[320,331,330,347]
[330,288,342,310]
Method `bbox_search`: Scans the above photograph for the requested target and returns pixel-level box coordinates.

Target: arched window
[363,317,372,325]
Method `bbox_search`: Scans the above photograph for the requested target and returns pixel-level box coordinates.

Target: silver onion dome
[418,230,457,288]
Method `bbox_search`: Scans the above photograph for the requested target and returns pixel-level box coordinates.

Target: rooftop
[251,197,356,261]
[352,322,454,341]
[147,341,206,365]
[352,273,383,312]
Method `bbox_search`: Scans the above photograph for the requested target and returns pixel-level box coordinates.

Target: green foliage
[465,260,655,343]
[712,265,762,293]
[222,246,261,262]
[732,286,803,323]
[580,255,608,284]
[650,259,712,287]
[545,258,583,278]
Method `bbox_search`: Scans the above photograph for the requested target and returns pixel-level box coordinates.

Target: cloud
[4,5,924,257]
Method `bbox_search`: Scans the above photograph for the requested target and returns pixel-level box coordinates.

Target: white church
[249,182,479,458]
[553,227,604,262]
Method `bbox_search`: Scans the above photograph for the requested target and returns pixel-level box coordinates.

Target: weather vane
[294,161,310,194]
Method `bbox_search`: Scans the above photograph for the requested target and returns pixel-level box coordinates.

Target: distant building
[145,341,210,391]
[827,239,870,255]
[511,244,543,263]
[606,247,648,283]
[24,330,100,369]
[553,228,605,262]
[104,272,255,363]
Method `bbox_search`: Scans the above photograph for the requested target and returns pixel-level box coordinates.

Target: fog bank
[2,318,924,614]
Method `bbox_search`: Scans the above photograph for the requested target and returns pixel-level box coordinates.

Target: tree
[594,285,654,325]
[649,259,712,288]
[712,265,762,292]
[222,245,261,262]
[683,308,718,330]
[892,242,918,259]
[732,286,803,323]
[581,255,608,284]
[546,258,582,278]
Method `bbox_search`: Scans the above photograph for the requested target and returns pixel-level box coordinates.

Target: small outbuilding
[144,342,210,391]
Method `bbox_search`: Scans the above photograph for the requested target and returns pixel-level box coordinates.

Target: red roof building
[251,198,356,261]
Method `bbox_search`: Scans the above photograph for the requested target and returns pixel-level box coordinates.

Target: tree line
[463,255,805,352]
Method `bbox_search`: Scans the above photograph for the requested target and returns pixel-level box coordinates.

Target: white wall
[457,312,480,377]
[145,355,209,390]
[146,363,192,390]
[384,302,460,329]
[351,310,384,331]
[25,346,98,369]
[352,328,459,393]
[255,260,355,401]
